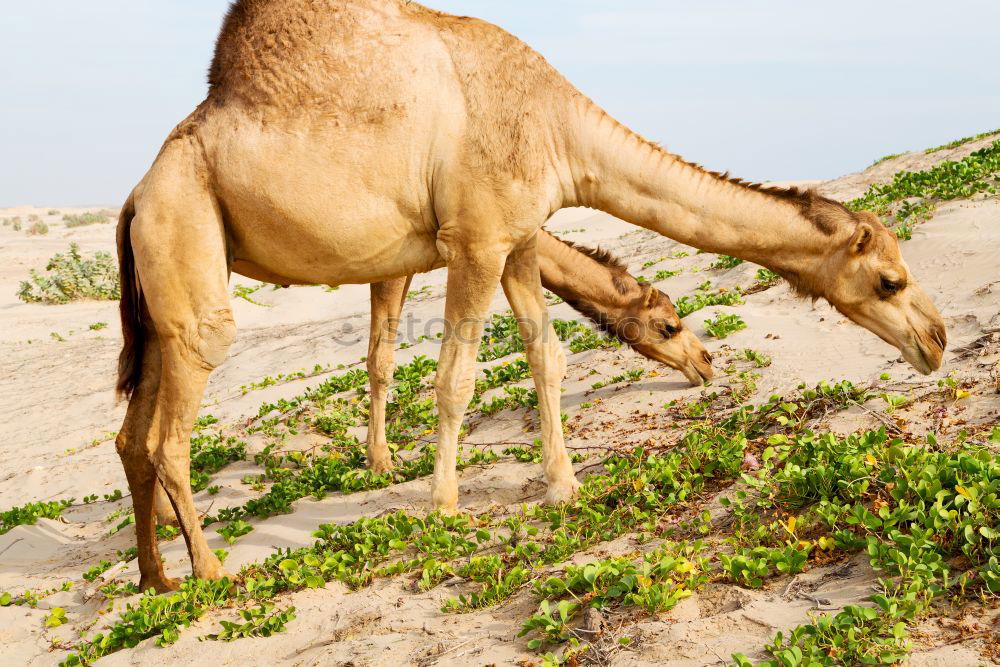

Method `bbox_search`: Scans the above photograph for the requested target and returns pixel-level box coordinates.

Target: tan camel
[116,0,945,592]
[364,228,713,472]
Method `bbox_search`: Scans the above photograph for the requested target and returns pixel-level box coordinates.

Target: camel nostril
[932,325,947,351]
[702,350,713,365]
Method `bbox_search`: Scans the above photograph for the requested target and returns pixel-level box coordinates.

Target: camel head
[807,208,947,374]
[619,286,714,386]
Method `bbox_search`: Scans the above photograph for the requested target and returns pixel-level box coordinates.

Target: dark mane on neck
[620,124,850,237]
[686,161,848,236]
[547,233,631,295]
[551,236,627,272]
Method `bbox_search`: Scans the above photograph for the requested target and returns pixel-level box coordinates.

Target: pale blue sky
[2,1,998,206]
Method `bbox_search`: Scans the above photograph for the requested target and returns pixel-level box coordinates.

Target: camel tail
[116,191,143,399]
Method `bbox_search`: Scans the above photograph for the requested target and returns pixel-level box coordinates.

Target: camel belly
[208,116,449,286]
[224,207,442,286]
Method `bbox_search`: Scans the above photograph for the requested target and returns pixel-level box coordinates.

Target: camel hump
[204,2,572,173]
[207,0,437,110]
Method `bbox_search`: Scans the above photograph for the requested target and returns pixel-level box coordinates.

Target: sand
[0,147,997,665]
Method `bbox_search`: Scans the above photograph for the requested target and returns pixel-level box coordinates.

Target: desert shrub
[47,209,60,216]
[27,221,49,236]
[62,212,109,228]
[28,213,40,222]
[11,216,22,231]
[16,243,120,304]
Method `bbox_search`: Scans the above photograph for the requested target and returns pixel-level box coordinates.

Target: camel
[364,228,713,472]
[115,0,946,592]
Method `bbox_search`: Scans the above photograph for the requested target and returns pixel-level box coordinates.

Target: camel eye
[880,277,903,294]
[661,323,679,338]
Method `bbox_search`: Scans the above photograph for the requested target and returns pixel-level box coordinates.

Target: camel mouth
[680,358,714,387]
[846,308,945,376]
[900,321,946,375]
[902,346,934,376]
[634,342,714,387]
[903,339,943,376]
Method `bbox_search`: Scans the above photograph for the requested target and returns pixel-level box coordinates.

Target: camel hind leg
[129,152,234,583]
[366,275,413,473]
[115,325,181,593]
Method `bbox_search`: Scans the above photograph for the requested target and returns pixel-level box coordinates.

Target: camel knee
[115,431,129,458]
[552,341,567,380]
[366,351,395,390]
[193,308,236,369]
[116,430,153,469]
[526,336,566,386]
[436,375,476,419]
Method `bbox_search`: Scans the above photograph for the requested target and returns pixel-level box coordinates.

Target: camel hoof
[198,566,235,583]
[431,479,458,515]
[139,573,181,594]
[368,458,394,475]
[545,477,582,506]
[431,494,459,516]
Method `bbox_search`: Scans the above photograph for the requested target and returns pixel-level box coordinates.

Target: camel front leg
[431,254,506,513]
[367,275,413,473]
[501,237,579,504]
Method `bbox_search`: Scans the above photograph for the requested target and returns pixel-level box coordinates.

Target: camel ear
[642,286,659,308]
[850,222,874,255]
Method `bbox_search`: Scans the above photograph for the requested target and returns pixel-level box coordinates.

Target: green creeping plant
[202,604,296,641]
[675,282,744,318]
[848,138,1000,238]
[704,313,747,339]
[710,254,744,270]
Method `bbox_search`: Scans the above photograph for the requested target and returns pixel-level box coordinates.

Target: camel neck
[560,97,843,279]
[536,231,637,317]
